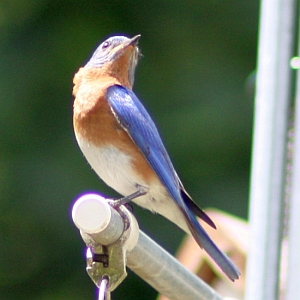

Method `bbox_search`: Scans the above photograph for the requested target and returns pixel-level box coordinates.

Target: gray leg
[112,185,149,207]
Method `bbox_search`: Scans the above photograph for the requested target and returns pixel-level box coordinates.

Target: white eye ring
[101,41,110,49]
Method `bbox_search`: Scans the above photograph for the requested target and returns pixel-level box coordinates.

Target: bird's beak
[112,35,141,57]
[128,34,141,46]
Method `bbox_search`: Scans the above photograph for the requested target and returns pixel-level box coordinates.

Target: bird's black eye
[102,41,110,49]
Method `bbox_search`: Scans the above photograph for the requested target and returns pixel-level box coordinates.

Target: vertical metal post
[286,13,300,298]
[245,0,296,299]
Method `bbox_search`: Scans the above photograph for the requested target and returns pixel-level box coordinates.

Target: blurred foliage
[0,0,258,299]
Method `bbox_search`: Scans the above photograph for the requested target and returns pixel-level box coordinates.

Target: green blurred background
[0,1,258,299]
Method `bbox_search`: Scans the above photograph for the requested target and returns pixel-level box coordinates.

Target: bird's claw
[111,185,149,207]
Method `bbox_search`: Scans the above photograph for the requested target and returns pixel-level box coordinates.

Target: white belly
[75,134,189,233]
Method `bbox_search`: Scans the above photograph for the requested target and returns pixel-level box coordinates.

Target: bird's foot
[112,185,149,208]
[110,185,148,230]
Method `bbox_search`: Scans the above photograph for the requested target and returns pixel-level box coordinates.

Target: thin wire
[98,276,110,300]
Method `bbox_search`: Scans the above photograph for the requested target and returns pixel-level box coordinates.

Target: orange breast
[73,68,156,184]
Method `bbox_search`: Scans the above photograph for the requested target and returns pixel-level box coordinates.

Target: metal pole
[286,15,300,298]
[72,194,226,300]
[127,231,224,300]
[245,0,296,299]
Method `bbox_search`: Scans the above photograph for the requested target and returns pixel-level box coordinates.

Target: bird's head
[85,35,141,87]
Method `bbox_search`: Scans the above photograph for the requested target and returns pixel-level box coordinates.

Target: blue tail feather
[185,209,240,281]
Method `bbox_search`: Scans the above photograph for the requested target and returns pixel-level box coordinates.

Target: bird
[73,34,240,281]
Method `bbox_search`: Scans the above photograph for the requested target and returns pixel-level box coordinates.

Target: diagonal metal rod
[245,0,296,299]
[127,231,224,300]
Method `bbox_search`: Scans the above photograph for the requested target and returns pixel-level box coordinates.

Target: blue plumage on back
[107,85,178,188]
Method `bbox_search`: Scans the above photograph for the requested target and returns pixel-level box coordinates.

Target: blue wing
[107,85,240,280]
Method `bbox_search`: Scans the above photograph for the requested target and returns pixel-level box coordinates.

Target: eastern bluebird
[73,35,240,281]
